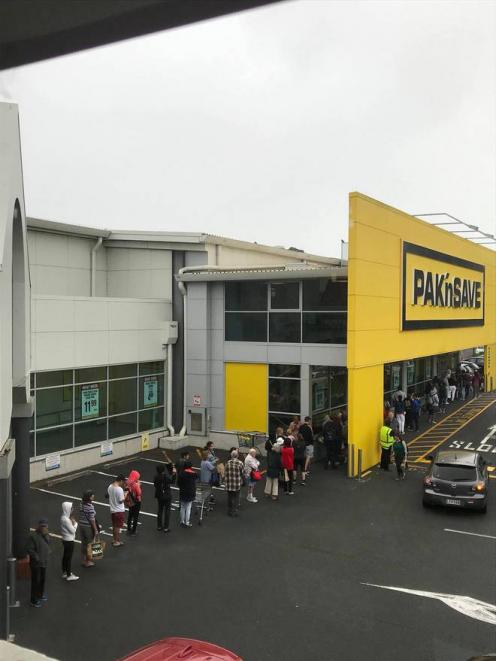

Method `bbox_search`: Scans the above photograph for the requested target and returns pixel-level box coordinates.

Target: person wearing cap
[27,519,51,607]
[79,490,98,568]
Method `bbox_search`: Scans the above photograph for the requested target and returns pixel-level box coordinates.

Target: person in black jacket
[154,464,175,533]
[264,437,282,501]
[27,518,51,607]
[177,461,198,528]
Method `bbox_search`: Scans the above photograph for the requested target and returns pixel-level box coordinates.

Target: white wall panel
[32,296,171,371]
[74,300,109,331]
[34,298,74,332]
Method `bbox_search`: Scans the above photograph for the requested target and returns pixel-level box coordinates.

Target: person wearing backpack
[126,470,142,536]
[392,434,408,480]
[153,464,175,532]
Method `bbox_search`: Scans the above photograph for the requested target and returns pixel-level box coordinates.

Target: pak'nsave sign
[402,242,485,330]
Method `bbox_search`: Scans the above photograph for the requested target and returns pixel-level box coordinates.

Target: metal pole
[357,448,363,481]
[350,444,355,478]
[5,587,10,642]
[7,559,19,608]
[347,443,352,478]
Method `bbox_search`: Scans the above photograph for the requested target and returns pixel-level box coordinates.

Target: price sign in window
[143,377,158,407]
[81,385,100,419]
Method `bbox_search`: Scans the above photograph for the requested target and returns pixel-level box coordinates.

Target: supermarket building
[24,197,496,482]
[0,103,495,564]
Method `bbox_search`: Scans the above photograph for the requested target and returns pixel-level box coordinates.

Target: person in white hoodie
[60,502,79,581]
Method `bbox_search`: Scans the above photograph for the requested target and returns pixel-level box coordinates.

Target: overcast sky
[1,0,495,257]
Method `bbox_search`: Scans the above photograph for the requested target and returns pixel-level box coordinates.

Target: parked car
[118,637,243,661]
[461,361,480,373]
[423,450,488,513]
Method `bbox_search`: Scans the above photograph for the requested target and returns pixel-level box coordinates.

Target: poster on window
[392,365,401,390]
[143,377,158,407]
[407,363,415,385]
[313,383,327,411]
[81,385,99,419]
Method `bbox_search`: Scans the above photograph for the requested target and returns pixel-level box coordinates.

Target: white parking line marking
[88,470,179,509]
[33,487,157,518]
[362,583,496,625]
[444,528,496,540]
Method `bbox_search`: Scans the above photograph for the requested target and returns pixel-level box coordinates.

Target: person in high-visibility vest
[379,424,394,471]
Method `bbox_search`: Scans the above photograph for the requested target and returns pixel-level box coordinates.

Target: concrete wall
[185,281,347,434]
[106,247,173,299]
[0,104,31,445]
[29,429,163,482]
[28,230,107,297]
[31,296,172,371]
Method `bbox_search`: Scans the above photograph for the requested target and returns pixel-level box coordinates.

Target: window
[139,361,165,376]
[36,387,73,429]
[31,363,168,457]
[225,313,267,342]
[225,282,267,311]
[268,365,301,434]
[302,312,346,344]
[310,366,347,430]
[269,365,300,378]
[109,364,137,379]
[268,413,297,436]
[139,407,164,431]
[109,413,137,439]
[36,370,72,388]
[75,366,107,383]
[270,282,299,309]
[224,279,348,345]
[75,419,107,447]
[269,379,300,413]
[269,313,301,343]
[36,426,73,456]
[303,279,347,311]
[433,464,476,481]
[109,379,137,415]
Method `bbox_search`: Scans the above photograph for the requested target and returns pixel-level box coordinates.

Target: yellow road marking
[415,398,496,462]
[406,399,479,447]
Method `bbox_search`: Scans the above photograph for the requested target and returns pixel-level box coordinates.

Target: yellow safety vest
[379,425,394,449]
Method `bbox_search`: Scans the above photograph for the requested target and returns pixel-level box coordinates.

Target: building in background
[26,217,336,480]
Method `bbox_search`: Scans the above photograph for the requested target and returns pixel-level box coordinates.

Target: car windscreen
[433,464,477,481]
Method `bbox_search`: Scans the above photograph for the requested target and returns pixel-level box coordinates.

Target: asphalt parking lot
[13,432,496,661]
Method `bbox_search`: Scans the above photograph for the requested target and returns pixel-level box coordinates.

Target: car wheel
[422,498,431,508]
[480,505,487,514]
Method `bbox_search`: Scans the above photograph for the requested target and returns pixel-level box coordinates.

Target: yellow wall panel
[225,363,268,433]
[348,364,384,475]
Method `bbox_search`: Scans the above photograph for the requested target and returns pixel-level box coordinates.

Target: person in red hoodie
[126,470,142,535]
[281,437,295,495]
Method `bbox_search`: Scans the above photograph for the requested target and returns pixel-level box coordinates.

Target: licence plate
[446,499,461,506]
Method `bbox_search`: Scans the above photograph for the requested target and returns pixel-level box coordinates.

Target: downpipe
[177,278,188,436]
[166,343,175,436]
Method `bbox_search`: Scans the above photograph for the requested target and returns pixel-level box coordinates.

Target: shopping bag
[87,536,106,560]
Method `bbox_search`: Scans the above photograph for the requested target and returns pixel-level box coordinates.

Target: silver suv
[423,450,488,513]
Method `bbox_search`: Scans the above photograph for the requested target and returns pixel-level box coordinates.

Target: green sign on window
[81,385,100,419]
[143,378,158,407]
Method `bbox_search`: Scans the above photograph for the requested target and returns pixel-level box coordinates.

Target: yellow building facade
[347,193,496,473]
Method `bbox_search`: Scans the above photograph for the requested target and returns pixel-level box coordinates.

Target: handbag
[250,469,262,481]
[87,535,106,561]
